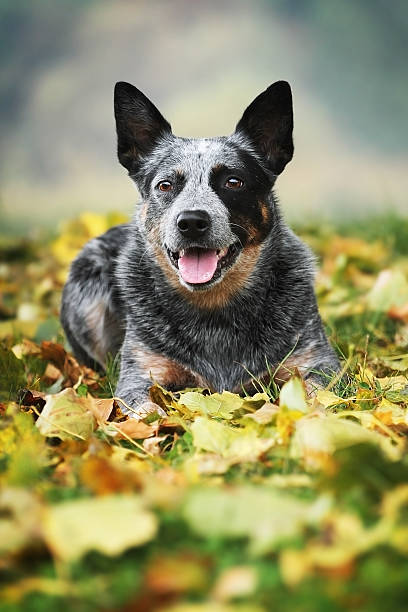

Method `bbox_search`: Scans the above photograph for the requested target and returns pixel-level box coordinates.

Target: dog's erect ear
[114,82,172,173]
[235,81,293,175]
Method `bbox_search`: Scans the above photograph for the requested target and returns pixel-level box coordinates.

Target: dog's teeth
[179,250,185,257]
[218,247,229,259]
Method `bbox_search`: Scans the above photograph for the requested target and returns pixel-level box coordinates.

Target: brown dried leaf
[388,302,408,323]
[80,456,141,495]
[43,363,62,384]
[88,397,115,424]
[113,419,157,440]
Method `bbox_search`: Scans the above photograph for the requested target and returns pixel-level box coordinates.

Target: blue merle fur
[61,81,340,414]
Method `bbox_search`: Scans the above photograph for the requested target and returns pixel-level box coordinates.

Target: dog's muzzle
[166,243,241,286]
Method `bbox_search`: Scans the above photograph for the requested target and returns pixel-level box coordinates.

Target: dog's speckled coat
[61,81,339,416]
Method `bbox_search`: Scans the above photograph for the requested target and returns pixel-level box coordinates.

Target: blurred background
[1,0,407,236]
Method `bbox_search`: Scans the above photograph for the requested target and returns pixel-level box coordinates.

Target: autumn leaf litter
[1,213,408,610]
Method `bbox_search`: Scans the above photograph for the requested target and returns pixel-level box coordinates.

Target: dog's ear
[114,82,172,173]
[235,81,293,175]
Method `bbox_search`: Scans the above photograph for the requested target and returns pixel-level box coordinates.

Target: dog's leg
[115,334,202,418]
[273,335,340,397]
[61,226,127,370]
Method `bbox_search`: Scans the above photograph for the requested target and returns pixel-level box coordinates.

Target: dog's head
[114,81,293,296]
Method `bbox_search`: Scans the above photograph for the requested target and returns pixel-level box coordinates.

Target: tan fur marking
[273,347,322,385]
[259,201,270,225]
[234,216,261,245]
[233,347,323,395]
[149,226,263,310]
[133,345,208,389]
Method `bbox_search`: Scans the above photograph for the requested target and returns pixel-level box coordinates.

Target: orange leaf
[113,419,157,440]
[388,302,408,323]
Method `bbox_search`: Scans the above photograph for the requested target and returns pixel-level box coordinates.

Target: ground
[1,211,408,612]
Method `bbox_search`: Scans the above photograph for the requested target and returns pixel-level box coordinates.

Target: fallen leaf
[179,390,244,420]
[36,388,96,440]
[388,302,408,323]
[316,389,348,409]
[212,566,257,601]
[191,417,274,463]
[380,353,408,372]
[42,494,157,561]
[111,419,157,440]
[161,604,265,612]
[42,363,62,383]
[291,414,399,469]
[143,434,169,455]
[183,485,330,555]
[279,377,308,413]
[11,339,41,360]
[88,397,115,424]
[367,269,408,312]
[80,456,140,495]
[0,488,42,556]
[146,554,208,594]
[242,402,278,425]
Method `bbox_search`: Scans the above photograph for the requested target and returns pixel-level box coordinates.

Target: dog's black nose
[176,210,210,239]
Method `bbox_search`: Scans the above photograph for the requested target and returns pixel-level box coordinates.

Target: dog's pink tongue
[179,249,218,284]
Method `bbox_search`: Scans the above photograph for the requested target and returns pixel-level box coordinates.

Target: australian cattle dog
[61,80,340,417]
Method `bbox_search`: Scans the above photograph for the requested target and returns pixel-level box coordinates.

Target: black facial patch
[209,147,274,247]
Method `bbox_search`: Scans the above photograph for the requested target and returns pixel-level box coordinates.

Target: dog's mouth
[166,243,241,287]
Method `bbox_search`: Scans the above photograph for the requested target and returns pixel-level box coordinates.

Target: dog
[61,80,340,417]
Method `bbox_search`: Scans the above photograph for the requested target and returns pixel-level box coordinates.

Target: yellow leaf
[377,375,408,391]
[212,566,257,601]
[276,410,304,445]
[279,548,311,587]
[0,488,42,555]
[380,353,408,372]
[36,388,96,440]
[242,402,278,425]
[367,269,408,312]
[11,339,41,360]
[184,453,232,477]
[316,389,347,409]
[183,485,330,555]
[356,364,376,386]
[191,417,274,462]
[291,414,398,468]
[279,377,308,413]
[42,494,157,561]
[179,390,244,420]
[375,398,407,426]
[78,212,110,238]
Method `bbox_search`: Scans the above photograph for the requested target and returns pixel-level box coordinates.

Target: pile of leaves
[1,212,408,612]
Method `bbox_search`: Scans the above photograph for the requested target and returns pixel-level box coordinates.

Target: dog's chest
[143,308,275,393]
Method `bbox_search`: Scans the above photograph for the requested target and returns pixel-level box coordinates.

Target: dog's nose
[176,210,210,239]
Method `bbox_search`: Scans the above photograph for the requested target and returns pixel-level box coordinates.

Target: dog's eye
[225,177,243,189]
[157,180,173,192]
